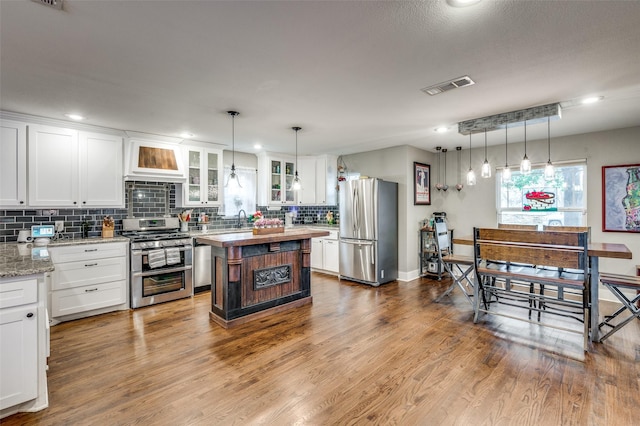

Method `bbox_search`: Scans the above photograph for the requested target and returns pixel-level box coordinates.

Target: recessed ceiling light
[64,113,85,121]
[180,132,194,138]
[434,127,449,133]
[447,0,482,7]
[581,96,603,105]
[254,143,262,150]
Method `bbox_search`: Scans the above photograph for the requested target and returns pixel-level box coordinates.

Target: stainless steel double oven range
[123,217,193,308]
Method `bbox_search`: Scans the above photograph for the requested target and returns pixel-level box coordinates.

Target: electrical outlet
[55,221,64,232]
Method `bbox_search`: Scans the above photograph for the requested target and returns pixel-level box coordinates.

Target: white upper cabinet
[258,153,297,206]
[296,155,337,206]
[28,125,80,207]
[182,146,223,206]
[258,153,337,206]
[0,120,27,207]
[297,157,317,205]
[80,131,123,207]
[28,124,123,207]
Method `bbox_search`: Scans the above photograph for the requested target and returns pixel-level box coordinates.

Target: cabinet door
[314,156,327,204]
[297,157,317,205]
[80,132,123,207]
[311,238,323,269]
[28,125,79,206]
[185,148,203,205]
[0,304,38,409]
[270,159,283,203]
[0,120,27,207]
[283,160,295,203]
[323,239,340,273]
[204,149,221,204]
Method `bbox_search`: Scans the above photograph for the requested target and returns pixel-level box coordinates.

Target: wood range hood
[124,138,187,182]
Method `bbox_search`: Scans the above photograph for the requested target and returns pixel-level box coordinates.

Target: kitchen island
[195,228,330,328]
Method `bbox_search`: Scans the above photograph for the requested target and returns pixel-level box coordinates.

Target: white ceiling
[2,0,640,155]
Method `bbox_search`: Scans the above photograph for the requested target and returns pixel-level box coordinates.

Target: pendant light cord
[505,123,508,165]
[524,120,527,155]
[547,116,551,161]
[484,128,487,160]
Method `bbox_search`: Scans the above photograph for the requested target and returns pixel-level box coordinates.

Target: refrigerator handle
[352,185,358,235]
[371,244,375,265]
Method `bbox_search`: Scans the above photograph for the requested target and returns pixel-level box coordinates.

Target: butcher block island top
[195,228,330,328]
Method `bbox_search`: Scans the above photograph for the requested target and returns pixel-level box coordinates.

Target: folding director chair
[597,272,640,342]
[434,221,475,306]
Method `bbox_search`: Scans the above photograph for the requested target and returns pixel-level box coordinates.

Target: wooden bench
[472,227,590,351]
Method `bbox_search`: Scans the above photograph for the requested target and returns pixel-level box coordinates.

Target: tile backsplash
[0,181,338,242]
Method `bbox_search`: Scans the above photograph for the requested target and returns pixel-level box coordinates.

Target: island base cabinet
[208,239,313,328]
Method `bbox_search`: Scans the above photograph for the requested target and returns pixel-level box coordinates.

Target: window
[221,166,257,217]
[497,161,587,228]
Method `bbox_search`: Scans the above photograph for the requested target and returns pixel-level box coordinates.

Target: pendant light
[466,133,476,186]
[520,119,531,174]
[544,116,555,180]
[225,111,242,191]
[481,128,491,178]
[503,123,511,182]
[455,146,463,191]
[442,148,449,191]
[292,126,302,191]
[435,147,443,190]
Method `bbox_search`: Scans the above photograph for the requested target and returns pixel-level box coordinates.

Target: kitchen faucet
[236,209,246,228]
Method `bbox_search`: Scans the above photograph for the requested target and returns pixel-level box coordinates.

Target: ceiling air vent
[31,0,63,10]
[421,75,475,96]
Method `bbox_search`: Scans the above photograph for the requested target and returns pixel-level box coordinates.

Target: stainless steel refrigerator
[339,178,398,286]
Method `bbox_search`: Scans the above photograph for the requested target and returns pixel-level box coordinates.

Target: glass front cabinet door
[184,147,222,206]
[269,158,296,204]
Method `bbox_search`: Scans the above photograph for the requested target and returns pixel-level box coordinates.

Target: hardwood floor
[4,273,639,425]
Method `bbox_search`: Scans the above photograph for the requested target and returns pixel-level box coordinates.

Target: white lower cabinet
[310,230,339,275]
[0,274,48,417]
[323,239,339,273]
[49,242,128,322]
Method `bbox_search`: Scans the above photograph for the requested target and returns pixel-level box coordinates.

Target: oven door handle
[132,265,192,278]
[131,246,192,256]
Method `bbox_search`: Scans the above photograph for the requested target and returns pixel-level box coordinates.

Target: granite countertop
[0,237,129,278]
[0,244,55,278]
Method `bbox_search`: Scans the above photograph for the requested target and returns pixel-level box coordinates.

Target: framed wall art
[602,163,640,232]
[414,162,431,205]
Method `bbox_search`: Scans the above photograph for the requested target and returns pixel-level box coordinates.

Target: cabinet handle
[73,201,77,204]
[85,288,98,292]
[84,263,98,267]
[83,201,87,204]
[84,249,98,252]
[26,312,34,318]
[20,200,24,204]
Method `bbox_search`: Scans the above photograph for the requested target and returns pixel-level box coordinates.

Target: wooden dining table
[452,235,632,342]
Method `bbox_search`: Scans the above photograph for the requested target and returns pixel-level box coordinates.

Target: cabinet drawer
[52,256,126,290]
[50,242,127,263]
[51,280,126,317]
[0,278,38,309]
